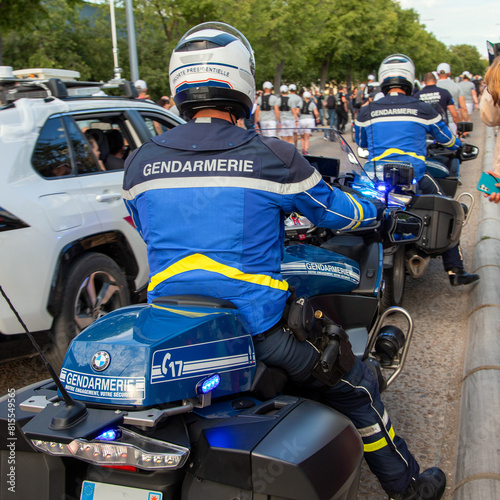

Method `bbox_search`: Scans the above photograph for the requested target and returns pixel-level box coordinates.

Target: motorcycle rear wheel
[381,247,406,309]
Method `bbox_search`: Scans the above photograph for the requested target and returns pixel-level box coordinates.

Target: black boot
[448,268,480,286]
[387,467,446,500]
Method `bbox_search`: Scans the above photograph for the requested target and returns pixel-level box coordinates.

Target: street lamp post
[124,0,139,82]
[109,0,122,80]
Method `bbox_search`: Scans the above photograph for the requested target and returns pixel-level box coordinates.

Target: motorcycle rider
[123,24,446,499]
[355,54,480,287]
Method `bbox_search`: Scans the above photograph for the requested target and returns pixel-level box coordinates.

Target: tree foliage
[0,0,487,99]
[449,44,488,76]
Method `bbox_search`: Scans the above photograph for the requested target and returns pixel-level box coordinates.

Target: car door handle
[96,193,122,202]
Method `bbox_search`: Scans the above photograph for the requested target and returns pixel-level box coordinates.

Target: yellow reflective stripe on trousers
[363,425,396,453]
[372,148,426,163]
[148,253,289,293]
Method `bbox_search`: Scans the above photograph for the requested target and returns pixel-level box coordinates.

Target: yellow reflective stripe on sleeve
[372,148,426,163]
[148,253,289,293]
[441,135,456,148]
[346,193,364,229]
[363,425,396,453]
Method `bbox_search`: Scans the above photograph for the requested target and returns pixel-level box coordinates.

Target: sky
[398,0,500,59]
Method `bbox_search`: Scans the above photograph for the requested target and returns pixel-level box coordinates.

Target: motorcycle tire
[46,252,129,372]
[381,246,406,309]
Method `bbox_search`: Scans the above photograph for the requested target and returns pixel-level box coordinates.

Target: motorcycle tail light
[0,207,30,232]
[31,427,189,471]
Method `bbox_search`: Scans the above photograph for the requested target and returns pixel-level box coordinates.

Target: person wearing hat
[287,84,303,146]
[458,71,478,116]
[298,91,320,154]
[364,73,380,100]
[255,81,280,137]
[277,85,294,143]
[436,63,469,133]
[134,79,150,100]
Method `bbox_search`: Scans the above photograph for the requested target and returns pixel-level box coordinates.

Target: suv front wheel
[46,252,130,371]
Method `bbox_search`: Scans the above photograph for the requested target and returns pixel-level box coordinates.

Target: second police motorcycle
[0,128,425,500]
[358,120,479,307]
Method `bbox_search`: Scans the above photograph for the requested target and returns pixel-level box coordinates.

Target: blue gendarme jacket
[122,117,377,335]
[354,93,461,181]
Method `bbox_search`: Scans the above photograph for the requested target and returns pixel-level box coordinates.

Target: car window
[138,112,179,137]
[74,115,131,171]
[64,117,101,175]
[32,117,74,178]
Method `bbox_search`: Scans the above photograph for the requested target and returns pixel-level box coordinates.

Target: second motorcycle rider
[122,23,446,500]
[355,54,479,288]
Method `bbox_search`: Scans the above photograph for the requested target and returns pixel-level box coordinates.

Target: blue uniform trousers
[253,327,420,495]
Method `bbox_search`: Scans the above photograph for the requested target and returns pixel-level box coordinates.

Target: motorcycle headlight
[31,426,189,470]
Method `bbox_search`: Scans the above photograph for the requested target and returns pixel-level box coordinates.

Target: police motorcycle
[0,129,423,500]
[357,126,476,308]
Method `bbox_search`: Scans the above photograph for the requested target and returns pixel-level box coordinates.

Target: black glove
[370,198,386,220]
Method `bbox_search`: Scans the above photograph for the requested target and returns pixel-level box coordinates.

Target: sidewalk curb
[452,126,500,499]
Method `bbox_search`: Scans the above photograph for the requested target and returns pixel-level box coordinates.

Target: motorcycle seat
[152,294,237,309]
[320,234,366,262]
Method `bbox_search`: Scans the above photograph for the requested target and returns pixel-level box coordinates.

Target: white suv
[0,69,183,366]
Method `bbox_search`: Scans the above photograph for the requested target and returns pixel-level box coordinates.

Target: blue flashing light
[198,374,221,394]
[95,429,118,441]
[375,182,389,192]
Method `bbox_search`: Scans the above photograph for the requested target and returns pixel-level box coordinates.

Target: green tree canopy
[0,0,488,99]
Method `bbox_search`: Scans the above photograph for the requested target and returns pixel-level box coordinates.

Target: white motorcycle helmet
[378,54,415,96]
[169,22,255,119]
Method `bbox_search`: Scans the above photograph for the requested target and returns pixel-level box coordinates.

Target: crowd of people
[135,56,500,205]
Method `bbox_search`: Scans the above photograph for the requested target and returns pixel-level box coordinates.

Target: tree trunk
[274,59,285,92]
[0,31,3,66]
[320,59,330,92]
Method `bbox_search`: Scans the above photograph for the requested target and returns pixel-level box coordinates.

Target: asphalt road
[0,113,486,499]
[353,112,484,499]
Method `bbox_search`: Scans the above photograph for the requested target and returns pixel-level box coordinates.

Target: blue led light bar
[95,429,118,441]
[198,374,221,394]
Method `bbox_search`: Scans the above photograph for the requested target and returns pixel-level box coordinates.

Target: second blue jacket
[355,93,460,181]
